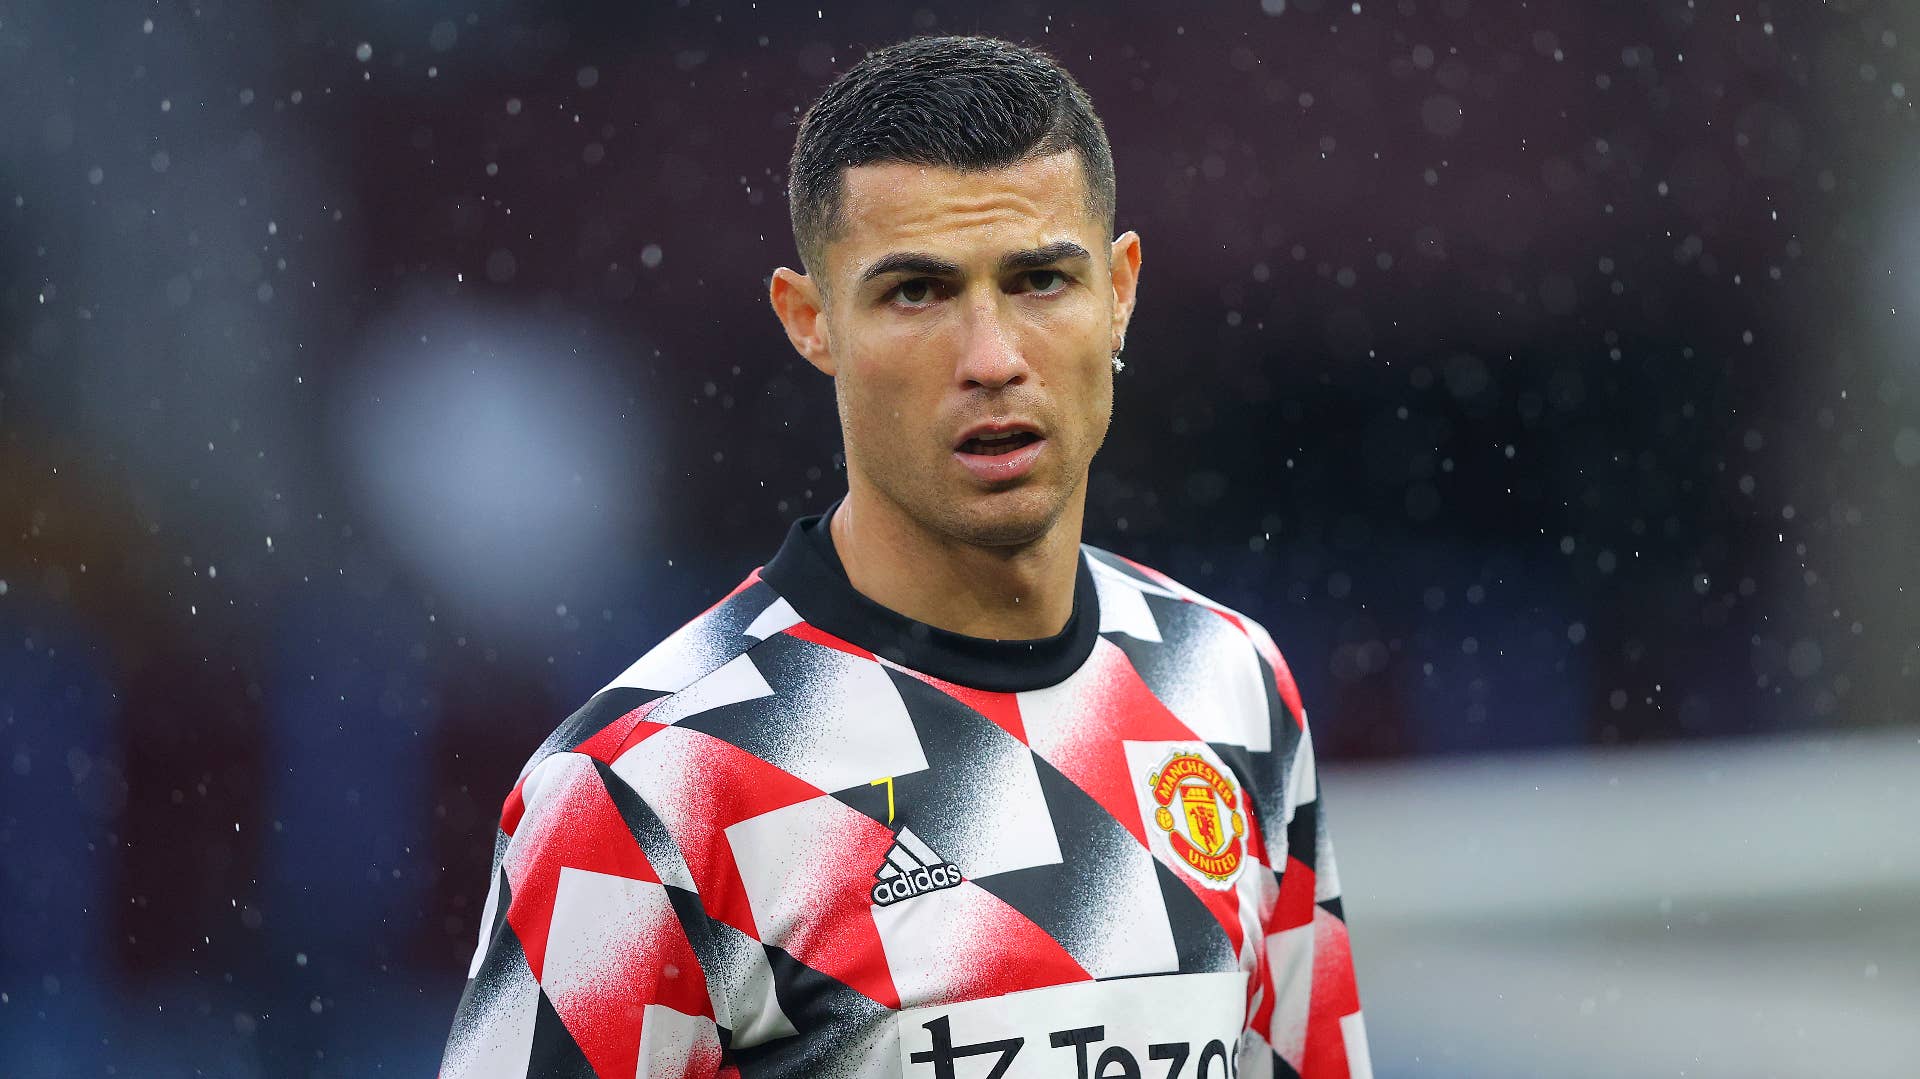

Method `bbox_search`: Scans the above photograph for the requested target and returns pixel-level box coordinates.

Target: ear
[1108,230,1142,352]
[769,267,835,376]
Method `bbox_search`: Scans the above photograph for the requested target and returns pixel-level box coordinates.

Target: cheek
[1083,363,1116,442]
[1033,292,1109,357]
[838,343,941,445]
[1069,341,1115,445]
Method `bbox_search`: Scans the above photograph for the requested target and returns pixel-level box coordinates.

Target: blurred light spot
[332,306,648,638]
[1787,639,1822,679]
[1894,427,1920,467]
[485,249,517,283]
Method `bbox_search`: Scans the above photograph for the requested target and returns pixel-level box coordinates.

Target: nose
[954,294,1028,390]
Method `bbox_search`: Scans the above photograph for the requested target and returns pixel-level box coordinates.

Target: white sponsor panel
[896,972,1249,1079]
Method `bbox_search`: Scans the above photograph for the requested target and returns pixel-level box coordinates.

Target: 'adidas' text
[871,828,964,907]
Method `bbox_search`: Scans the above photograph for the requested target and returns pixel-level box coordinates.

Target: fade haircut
[787,35,1117,281]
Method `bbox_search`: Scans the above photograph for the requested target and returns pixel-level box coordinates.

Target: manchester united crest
[1145,749,1247,888]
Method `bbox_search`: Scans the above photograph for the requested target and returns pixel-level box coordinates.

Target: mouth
[955,429,1043,456]
[952,423,1047,484]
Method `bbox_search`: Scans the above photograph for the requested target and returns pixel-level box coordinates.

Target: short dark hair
[787,35,1116,278]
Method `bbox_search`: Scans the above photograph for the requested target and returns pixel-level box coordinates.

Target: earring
[1111,342,1126,373]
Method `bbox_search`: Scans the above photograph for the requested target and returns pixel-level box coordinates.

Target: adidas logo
[870,828,964,907]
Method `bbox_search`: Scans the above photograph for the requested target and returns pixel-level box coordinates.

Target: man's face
[774,151,1141,549]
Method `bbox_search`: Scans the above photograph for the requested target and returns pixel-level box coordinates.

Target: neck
[827,476,1085,641]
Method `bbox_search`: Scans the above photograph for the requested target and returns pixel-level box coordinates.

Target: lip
[952,421,1046,484]
[953,420,1042,447]
[953,437,1046,483]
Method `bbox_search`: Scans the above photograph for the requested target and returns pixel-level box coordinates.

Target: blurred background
[2,0,1915,1075]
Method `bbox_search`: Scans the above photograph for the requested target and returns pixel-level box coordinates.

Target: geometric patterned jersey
[439,504,1369,1078]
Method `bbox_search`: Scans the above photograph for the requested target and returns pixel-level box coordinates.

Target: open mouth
[957,430,1041,456]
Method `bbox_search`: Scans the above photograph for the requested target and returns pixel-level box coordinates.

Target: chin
[940,484,1066,548]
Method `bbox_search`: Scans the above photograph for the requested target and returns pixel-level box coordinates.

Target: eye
[1022,269,1070,295]
[891,278,939,307]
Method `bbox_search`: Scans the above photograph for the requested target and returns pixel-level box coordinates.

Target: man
[440,34,1368,1079]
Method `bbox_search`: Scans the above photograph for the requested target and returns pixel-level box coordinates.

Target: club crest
[1145,749,1247,888]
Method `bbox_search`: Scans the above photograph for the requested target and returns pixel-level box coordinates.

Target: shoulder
[1081,542,1252,617]
[1080,542,1309,729]
[513,568,797,781]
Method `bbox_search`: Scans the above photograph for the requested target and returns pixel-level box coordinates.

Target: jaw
[945,485,1067,548]
[841,437,1068,549]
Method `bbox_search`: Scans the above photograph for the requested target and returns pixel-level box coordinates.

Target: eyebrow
[858,252,960,284]
[999,240,1092,272]
[856,241,1094,285]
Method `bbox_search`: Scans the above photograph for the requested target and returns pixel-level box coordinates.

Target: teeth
[958,430,1036,455]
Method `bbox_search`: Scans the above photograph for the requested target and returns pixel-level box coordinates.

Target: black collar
[758,498,1101,692]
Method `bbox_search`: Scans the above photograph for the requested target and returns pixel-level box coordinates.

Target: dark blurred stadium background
[2,1,1915,1075]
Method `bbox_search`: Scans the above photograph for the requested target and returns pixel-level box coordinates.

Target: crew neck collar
[758,497,1101,692]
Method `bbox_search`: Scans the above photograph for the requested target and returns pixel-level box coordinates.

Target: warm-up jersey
[440,503,1369,1078]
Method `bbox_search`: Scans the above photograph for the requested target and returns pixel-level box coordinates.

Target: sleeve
[439,750,727,1079]
[1241,621,1372,1079]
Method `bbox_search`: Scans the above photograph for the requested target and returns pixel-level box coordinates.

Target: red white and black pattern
[441,509,1368,1078]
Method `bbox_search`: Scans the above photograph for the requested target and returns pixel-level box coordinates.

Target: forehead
[828,151,1101,274]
